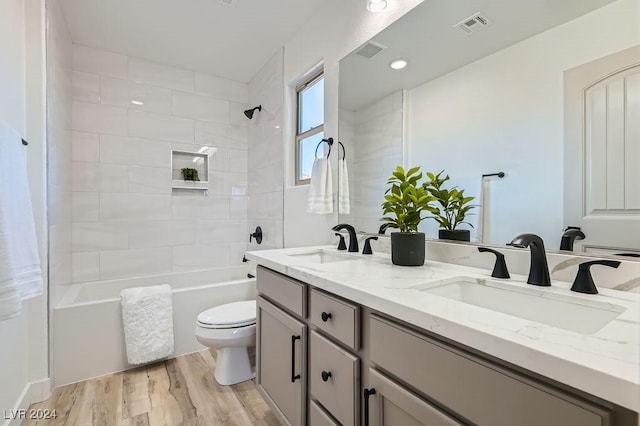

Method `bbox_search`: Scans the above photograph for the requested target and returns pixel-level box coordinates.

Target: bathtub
[53,266,257,386]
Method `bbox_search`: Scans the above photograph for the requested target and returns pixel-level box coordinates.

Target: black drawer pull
[321,371,332,382]
[321,312,332,322]
[291,335,301,383]
[364,388,376,426]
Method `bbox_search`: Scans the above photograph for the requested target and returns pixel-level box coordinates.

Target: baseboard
[3,378,52,426]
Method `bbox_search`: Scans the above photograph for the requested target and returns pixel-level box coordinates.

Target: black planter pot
[391,232,425,266]
[438,229,471,242]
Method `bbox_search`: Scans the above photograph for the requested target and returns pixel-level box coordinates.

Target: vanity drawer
[370,315,611,426]
[310,288,360,350]
[257,266,306,318]
[310,330,360,426]
[309,400,339,426]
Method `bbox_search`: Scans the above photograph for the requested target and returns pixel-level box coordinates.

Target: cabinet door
[256,296,307,426]
[365,369,462,426]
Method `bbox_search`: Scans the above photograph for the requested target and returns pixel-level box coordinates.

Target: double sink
[286,248,626,335]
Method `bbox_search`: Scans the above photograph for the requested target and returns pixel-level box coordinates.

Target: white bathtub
[53,266,257,386]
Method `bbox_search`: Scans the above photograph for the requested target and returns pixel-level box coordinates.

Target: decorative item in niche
[381,166,435,266]
[424,170,476,242]
[181,168,200,181]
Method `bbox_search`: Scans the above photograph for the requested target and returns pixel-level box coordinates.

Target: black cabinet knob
[321,312,332,322]
[321,371,332,382]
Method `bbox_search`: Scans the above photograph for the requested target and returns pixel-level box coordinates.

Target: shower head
[244,105,262,119]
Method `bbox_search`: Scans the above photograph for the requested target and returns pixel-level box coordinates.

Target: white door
[564,45,640,255]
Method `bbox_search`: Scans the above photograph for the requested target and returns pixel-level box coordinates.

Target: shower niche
[171,149,209,195]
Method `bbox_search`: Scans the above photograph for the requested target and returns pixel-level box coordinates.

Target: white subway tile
[172,92,229,123]
[129,110,194,143]
[195,219,246,244]
[72,222,128,252]
[72,192,99,222]
[199,197,230,220]
[229,149,247,173]
[72,252,100,283]
[195,121,247,148]
[100,76,172,114]
[71,132,99,162]
[172,245,230,270]
[72,71,100,103]
[229,102,249,127]
[100,193,171,222]
[172,196,202,220]
[100,135,170,167]
[73,45,128,79]
[129,58,194,92]
[195,73,248,103]
[72,162,128,193]
[129,166,171,194]
[100,248,172,280]
[126,220,194,249]
[73,101,128,135]
[230,197,248,219]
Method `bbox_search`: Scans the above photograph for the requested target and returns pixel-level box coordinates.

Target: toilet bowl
[195,300,256,386]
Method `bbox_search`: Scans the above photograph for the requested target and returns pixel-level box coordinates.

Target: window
[295,72,324,185]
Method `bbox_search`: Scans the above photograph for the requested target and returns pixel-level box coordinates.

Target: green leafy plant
[381,166,436,233]
[424,170,476,231]
[181,168,200,181]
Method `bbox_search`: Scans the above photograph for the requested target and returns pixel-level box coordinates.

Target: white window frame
[295,71,324,186]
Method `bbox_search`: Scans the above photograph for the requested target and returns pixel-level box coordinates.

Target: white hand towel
[121,284,174,365]
[307,157,333,214]
[338,158,350,214]
[0,121,43,321]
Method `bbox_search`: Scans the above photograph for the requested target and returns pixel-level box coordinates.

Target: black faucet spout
[508,233,551,286]
[332,224,359,253]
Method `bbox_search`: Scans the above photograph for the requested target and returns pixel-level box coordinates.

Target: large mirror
[338,0,640,256]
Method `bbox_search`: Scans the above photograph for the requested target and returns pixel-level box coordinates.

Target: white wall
[282,0,423,247]
[1,0,49,420]
[247,49,285,252]
[407,0,640,245]
[67,45,249,283]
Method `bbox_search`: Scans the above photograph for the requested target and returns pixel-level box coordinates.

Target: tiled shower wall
[339,91,403,233]
[247,49,284,252]
[47,0,73,288]
[70,45,249,282]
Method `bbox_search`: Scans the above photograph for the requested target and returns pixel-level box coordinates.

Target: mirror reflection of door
[564,45,640,255]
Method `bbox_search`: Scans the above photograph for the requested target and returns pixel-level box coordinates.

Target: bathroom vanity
[246,247,639,426]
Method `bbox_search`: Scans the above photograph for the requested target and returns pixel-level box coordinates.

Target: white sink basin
[415,277,625,334]
[287,249,355,264]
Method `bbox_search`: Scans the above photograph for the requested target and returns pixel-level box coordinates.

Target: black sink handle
[478,247,510,279]
[571,259,621,294]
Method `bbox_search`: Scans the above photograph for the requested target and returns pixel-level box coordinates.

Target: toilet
[195,300,257,386]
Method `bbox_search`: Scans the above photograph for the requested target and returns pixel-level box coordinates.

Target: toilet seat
[197,300,256,329]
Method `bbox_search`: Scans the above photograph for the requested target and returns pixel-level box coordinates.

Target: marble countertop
[246,245,640,412]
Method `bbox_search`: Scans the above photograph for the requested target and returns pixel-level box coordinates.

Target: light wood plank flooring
[24,349,279,426]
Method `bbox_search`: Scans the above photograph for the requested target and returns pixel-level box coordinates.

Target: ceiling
[60,0,328,83]
[339,0,618,110]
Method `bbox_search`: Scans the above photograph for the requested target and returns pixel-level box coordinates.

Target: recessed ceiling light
[367,0,387,13]
[389,59,408,70]
[131,100,144,106]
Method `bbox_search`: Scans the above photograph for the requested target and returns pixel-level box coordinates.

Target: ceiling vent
[454,12,492,34]
[356,41,387,59]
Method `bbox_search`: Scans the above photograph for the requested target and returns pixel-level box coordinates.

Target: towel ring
[314,138,346,160]
[314,137,334,158]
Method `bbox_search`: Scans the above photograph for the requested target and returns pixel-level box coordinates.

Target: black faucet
[378,223,392,234]
[331,224,359,253]
[559,226,585,251]
[478,247,510,279]
[571,260,621,294]
[508,233,551,286]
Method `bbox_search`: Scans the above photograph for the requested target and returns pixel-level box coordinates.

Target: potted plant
[424,170,476,242]
[381,166,435,266]
[181,167,200,181]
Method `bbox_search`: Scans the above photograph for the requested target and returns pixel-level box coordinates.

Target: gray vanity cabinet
[256,296,307,426]
[366,369,462,426]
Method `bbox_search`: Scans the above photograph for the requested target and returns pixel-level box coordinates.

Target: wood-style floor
[24,349,279,426]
